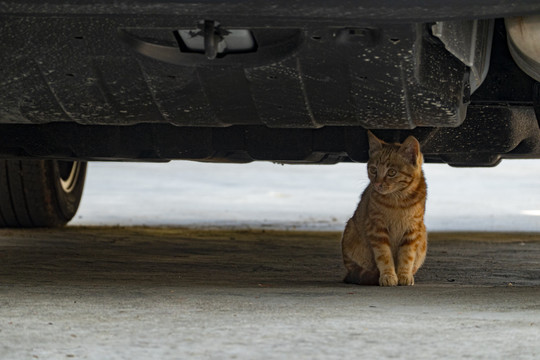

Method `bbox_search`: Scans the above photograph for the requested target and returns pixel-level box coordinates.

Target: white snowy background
[72,160,540,232]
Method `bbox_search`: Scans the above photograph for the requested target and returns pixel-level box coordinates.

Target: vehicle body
[1,1,540,226]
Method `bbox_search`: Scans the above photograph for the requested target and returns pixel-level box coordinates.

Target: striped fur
[341,132,427,286]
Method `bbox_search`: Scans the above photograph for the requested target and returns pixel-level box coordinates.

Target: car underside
[1,1,540,226]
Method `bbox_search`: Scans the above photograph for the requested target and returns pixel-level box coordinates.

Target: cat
[341,131,427,286]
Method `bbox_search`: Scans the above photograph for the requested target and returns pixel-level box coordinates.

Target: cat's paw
[398,273,415,286]
[379,273,398,286]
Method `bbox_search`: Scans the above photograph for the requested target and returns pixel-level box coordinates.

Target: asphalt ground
[1,227,540,359]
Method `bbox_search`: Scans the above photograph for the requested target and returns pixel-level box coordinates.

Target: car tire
[0,160,86,228]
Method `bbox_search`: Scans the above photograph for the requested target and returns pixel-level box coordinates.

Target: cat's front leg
[397,227,426,286]
[368,226,398,286]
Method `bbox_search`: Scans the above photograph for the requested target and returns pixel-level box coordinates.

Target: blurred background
[72,160,540,232]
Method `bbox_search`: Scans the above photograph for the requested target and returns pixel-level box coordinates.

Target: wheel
[0,160,87,228]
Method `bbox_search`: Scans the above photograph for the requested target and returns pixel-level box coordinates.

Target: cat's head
[366,131,423,195]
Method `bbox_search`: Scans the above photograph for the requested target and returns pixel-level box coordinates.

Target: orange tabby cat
[341,131,427,286]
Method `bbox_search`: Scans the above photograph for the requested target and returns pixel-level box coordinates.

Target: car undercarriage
[1,1,540,226]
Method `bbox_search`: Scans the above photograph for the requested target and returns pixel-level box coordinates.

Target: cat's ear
[399,136,421,165]
[367,131,383,155]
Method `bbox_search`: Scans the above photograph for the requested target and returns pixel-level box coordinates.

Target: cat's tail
[344,265,379,286]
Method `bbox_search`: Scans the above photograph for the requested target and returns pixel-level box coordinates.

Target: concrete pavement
[73,160,540,232]
[1,227,540,359]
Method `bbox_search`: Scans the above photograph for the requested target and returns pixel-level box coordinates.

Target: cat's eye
[387,169,397,177]
[368,166,377,175]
